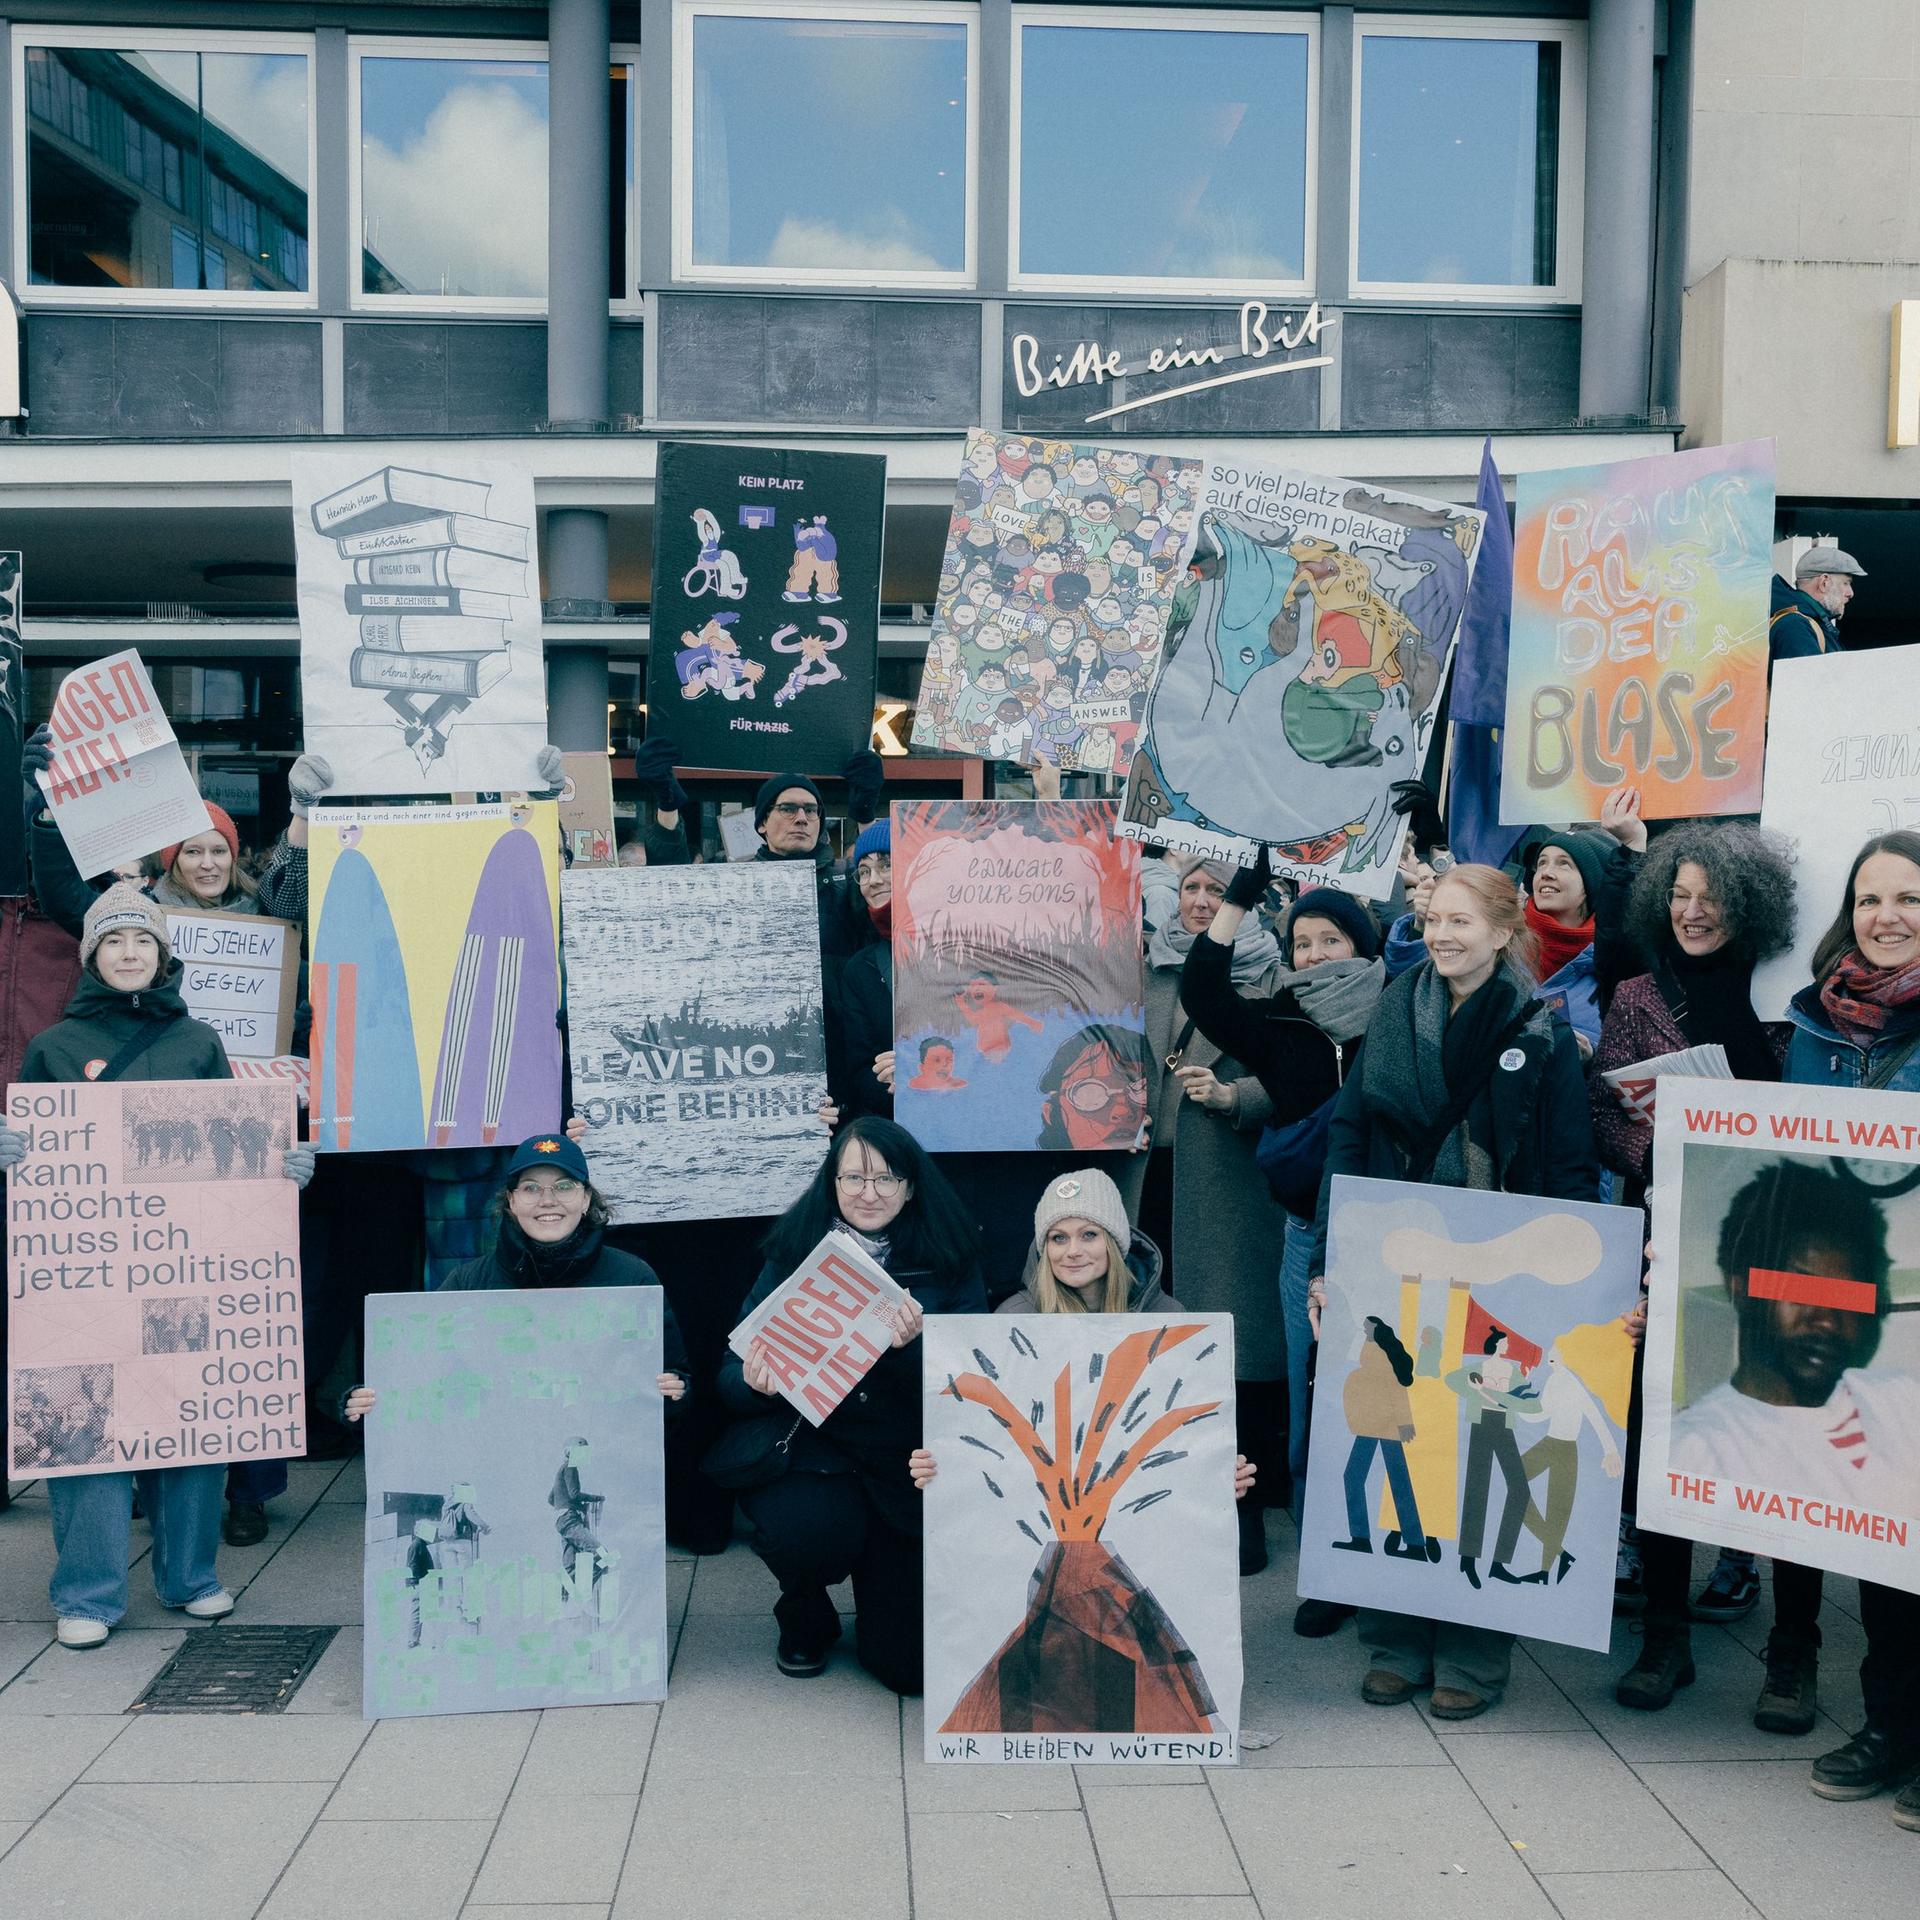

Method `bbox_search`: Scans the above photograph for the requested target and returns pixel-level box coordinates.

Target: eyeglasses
[858,858,892,880]
[836,1171,904,1197]
[516,1177,582,1198]
[1063,1078,1131,1114]
[772,801,820,818]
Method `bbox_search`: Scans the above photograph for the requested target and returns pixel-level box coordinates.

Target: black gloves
[844,749,885,825]
[21,723,51,820]
[1224,845,1272,911]
[1389,778,1447,855]
[632,736,687,812]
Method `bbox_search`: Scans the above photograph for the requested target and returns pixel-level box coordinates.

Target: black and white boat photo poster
[292,452,548,794]
[562,864,831,1224]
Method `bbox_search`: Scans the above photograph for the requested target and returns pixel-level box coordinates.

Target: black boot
[1754,1632,1819,1736]
[1810,1725,1920,1802]
[1616,1617,1696,1711]
[1293,1599,1356,1638]
[1460,1555,1481,1590]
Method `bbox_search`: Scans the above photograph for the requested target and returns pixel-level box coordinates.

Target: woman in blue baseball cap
[345,1134,689,1419]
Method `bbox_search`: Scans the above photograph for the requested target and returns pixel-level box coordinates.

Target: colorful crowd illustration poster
[0,550,25,896]
[1640,1080,1920,1594]
[646,442,886,773]
[1751,645,1920,1018]
[361,1286,669,1718]
[1298,1177,1641,1652]
[909,429,1201,775]
[562,864,829,1224]
[307,802,562,1154]
[292,451,547,794]
[891,801,1146,1154]
[1501,438,1774,825]
[1117,465,1484,900]
[7,1081,303,1479]
[922,1313,1241,1764]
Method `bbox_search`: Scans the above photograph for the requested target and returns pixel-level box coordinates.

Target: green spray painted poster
[360,1287,668,1719]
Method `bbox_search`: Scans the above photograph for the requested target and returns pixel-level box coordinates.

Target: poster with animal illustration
[923,1313,1241,1764]
[909,429,1202,775]
[361,1286,668,1718]
[1116,465,1485,901]
[1501,438,1774,825]
[292,452,547,795]
[1640,1080,1920,1594]
[1299,1176,1641,1652]
[562,864,829,1224]
[307,802,563,1154]
[647,442,886,774]
[891,800,1146,1154]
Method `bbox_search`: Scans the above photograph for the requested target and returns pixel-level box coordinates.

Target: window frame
[10,22,320,311]
[672,0,979,291]
[1009,4,1318,298]
[1349,12,1586,306]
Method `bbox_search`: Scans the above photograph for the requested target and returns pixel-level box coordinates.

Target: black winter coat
[836,941,894,1118]
[1180,932,1351,1125]
[716,1243,986,1531]
[20,962,232,1086]
[1309,978,1599,1275]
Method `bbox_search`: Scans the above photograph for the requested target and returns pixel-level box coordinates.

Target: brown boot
[1754,1634,1819,1735]
[1616,1618,1695,1711]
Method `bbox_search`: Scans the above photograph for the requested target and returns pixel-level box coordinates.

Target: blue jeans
[47,1466,226,1625]
[1342,1435,1426,1548]
[1279,1213,1315,1522]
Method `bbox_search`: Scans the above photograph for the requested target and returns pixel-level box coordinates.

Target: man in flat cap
[1769,544,1866,664]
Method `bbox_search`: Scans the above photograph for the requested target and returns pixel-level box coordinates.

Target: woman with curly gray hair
[1590,820,1805,1716]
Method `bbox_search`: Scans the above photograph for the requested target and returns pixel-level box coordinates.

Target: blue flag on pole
[1447,440,1523,868]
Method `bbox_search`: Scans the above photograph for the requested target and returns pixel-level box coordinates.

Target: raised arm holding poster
[562,864,828,1223]
[7,1081,303,1478]
[1117,465,1483,900]
[922,1313,1241,1764]
[1752,644,1920,1018]
[1640,1079,1920,1594]
[909,429,1201,776]
[34,650,212,880]
[361,1286,669,1718]
[292,451,547,794]
[726,1231,911,1424]
[1501,439,1774,825]
[308,802,562,1153]
[891,800,1146,1154]
[1298,1177,1641,1652]
[647,442,886,773]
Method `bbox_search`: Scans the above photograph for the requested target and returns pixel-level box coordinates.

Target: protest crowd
[4,448,1919,1859]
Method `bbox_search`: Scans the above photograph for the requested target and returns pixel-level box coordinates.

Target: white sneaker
[57,1617,110,1650]
[180,1588,235,1620]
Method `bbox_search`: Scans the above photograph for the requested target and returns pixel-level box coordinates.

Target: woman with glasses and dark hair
[713,1116,986,1692]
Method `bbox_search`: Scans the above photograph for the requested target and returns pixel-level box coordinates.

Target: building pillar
[544,0,612,734]
[546,647,609,754]
[1578,0,1657,422]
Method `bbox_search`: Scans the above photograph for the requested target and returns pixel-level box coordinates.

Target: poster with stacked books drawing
[292,453,547,794]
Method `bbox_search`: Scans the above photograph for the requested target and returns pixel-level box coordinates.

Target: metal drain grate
[130,1625,339,1715]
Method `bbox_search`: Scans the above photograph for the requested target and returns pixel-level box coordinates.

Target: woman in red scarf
[1519,831,1613,1053]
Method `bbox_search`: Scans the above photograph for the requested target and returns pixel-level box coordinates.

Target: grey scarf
[1148,913,1279,988]
[1364,967,1504,1190]
[1271,956,1386,1045]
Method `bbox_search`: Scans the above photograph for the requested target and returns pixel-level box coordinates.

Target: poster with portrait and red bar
[1642,1078,1920,1595]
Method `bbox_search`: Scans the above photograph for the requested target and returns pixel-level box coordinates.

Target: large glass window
[21,38,311,298]
[352,43,635,305]
[1354,20,1582,298]
[680,3,974,285]
[1014,10,1313,290]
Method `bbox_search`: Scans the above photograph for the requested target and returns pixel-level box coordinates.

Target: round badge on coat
[1499,1048,1526,1071]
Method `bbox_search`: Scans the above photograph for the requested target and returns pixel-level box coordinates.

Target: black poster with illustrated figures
[0,552,25,897]
[647,443,886,775]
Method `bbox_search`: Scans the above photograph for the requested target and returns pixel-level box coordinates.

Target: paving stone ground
[0,1459,1909,1919]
